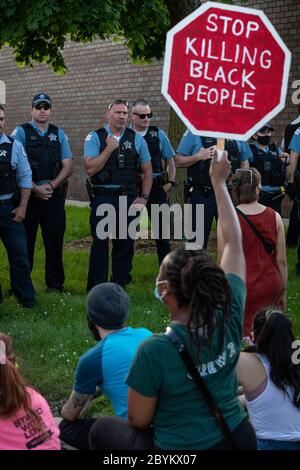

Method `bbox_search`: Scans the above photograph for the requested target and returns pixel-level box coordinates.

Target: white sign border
[162,1,291,140]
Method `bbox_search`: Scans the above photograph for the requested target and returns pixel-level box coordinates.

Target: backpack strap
[236,208,275,255]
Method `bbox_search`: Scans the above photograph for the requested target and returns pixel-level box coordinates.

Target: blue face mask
[154,280,168,303]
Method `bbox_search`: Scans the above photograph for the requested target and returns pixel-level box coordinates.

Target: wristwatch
[167,180,176,188]
[142,193,150,200]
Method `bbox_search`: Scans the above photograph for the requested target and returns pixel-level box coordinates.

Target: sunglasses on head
[108,99,129,110]
[235,168,253,184]
[133,112,152,119]
[35,103,51,110]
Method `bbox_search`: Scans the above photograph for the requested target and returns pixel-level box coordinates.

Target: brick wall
[0,0,299,200]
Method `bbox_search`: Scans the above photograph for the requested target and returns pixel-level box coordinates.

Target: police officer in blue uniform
[84,99,152,291]
[289,127,300,275]
[131,99,176,265]
[249,123,290,215]
[176,130,252,248]
[283,105,300,247]
[0,104,35,307]
[12,93,73,292]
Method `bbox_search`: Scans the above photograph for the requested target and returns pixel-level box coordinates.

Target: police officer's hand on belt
[33,183,54,200]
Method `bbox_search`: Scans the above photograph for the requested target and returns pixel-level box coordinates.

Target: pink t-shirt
[0,387,61,450]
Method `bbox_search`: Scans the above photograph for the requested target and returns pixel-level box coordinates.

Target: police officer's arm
[133,161,153,205]
[11,142,32,223]
[289,150,299,183]
[240,159,249,169]
[210,151,245,281]
[275,212,288,309]
[49,158,73,190]
[166,157,176,182]
[84,135,119,177]
[175,147,213,167]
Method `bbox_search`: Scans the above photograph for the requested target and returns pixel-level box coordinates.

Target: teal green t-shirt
[126,273,247,450]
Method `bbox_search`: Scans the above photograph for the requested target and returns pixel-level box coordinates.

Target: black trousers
[287,199,299,247]
[0,203,35,306]
[259,191,283,215]
[189,187,217,249]
[87,194,136,291]
[24,194,66,290]
[59,418,97,450]
[88,416,256,450]
[146,187,171,265]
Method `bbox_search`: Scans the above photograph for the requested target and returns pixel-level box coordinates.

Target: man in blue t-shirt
[289,127,300,275]
[59,282,152,449]
[176,130,252,248]
[11,93,73,292]
[84,99,152,290]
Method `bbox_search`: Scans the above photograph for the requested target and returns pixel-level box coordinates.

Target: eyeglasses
[108,99,129,110]
[35,103,51,110]
[133,112,153,119]
[235,168,253,184]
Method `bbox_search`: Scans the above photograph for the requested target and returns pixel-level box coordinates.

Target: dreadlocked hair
[0,333,43,431]
[165,245,232,350]
[252,309,300,409]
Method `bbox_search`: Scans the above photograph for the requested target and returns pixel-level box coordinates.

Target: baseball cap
[87,283,130,330]
[258,123,274,133]
[32,93,52,107]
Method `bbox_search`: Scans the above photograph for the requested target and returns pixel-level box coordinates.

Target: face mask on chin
[154,280,169,303]
[257,135,271,146]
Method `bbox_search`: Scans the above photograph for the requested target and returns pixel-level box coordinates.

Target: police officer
[84,99,152,291]
[131,99,176,265]
[175,130,252,248]
[11,93,73,292]
[0,104,35,307]
[283,105,300,247]
[250,123,290,215]
[288,127,300,275]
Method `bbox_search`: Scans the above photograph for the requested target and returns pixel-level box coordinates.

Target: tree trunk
[164,1,202,207]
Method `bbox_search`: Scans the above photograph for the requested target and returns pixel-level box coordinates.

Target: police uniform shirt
[289,127,300,154]
[11,120,72,184]
[84,124,151,188]
[0,133,32,200]
[176,130,252,162]
[132,127,175,178]
[251,141,282,192]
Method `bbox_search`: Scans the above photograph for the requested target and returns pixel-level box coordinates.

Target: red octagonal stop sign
[162,1,291,140]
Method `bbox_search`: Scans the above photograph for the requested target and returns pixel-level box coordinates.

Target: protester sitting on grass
[0,332,60,450]
[237,308,300,450]
[88,150,257,450]
[59,282,152,450]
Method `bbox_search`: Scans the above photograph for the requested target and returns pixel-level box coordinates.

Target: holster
[86,178,94,202]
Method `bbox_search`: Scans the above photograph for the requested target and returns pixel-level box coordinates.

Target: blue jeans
[258,438,300,450]
[0,204,35,305]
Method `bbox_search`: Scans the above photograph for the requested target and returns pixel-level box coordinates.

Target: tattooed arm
[60,391,95,421]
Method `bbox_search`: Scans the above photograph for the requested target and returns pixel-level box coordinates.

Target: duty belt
[92,186,137,197]
[0,198,14,206]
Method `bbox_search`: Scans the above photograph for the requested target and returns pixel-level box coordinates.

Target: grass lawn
[0,205,299,416]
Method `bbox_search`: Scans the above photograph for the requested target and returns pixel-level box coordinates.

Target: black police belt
[0,198,14,206]
[193,182,213,191]
[92,185,137,197]
[260,189,283,201]
[152,174,164,190]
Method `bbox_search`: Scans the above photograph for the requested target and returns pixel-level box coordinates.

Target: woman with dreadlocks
[88,150,256,450]
[0,332,60,450]
[237,308,300,450]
